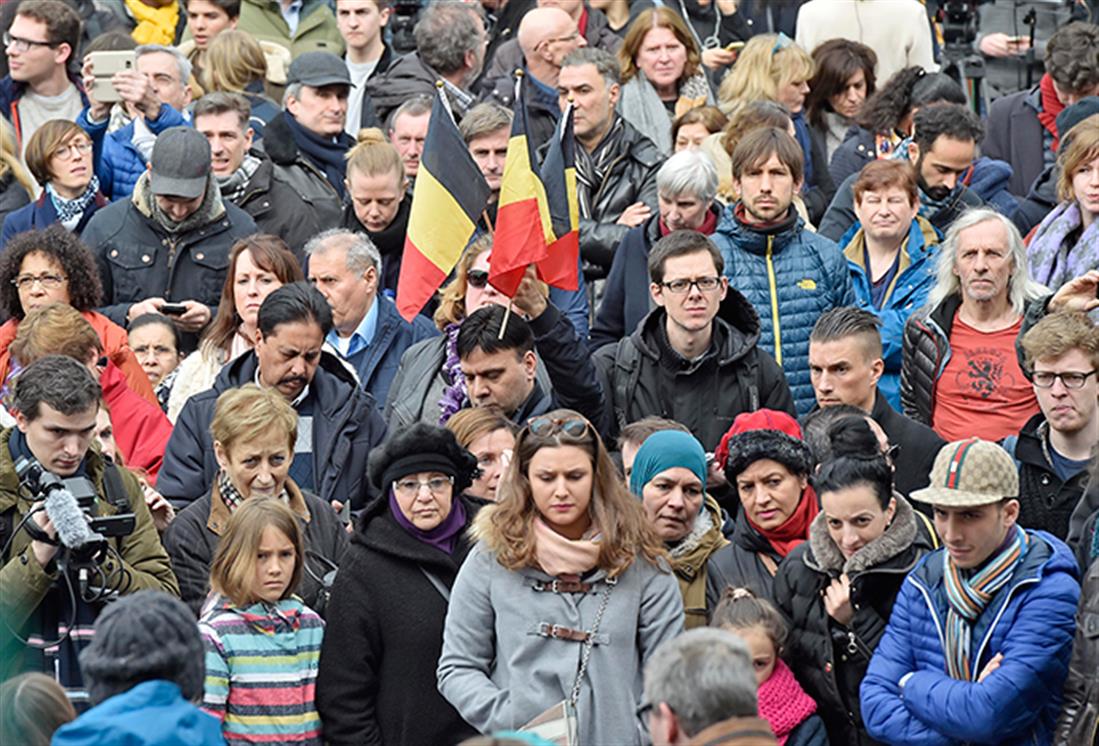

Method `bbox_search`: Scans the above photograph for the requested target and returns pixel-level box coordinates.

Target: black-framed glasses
[660,276,722,294]
[466,269,489,289]
[1031,370,1097,389]
[12,273,66,290]
[3,32,58,52]
[527,415,590,438]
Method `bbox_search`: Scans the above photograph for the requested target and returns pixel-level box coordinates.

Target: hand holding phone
[158,303,187,316]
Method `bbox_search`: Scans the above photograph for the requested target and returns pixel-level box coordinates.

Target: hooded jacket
[870,390,944,500]
[158,350,387,510]
[162,479,348,617]
[710,206,855,415]
[81,172,258,329]
[774,495,935,746]
[860,530,1081,745]
[316,494,482,746]
[237,0,344,58]
[843,216,939,410]
[366,52,473,126]
[76,103,186,202]
[1054,557,1099,746]
[437,542,684,745]
[594,288,796,450]
[0,73,89,153]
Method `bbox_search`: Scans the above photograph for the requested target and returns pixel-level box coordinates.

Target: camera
[390,0,421,56]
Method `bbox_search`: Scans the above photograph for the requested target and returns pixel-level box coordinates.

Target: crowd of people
[0,0,1096,745]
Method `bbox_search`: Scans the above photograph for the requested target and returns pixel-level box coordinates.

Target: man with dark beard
[819,104,986,242]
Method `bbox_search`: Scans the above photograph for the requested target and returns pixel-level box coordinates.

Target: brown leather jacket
[1055,558,1099,746]
[686,716,777,745]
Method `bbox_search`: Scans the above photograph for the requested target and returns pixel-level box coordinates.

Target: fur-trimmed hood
[806,492,918,576]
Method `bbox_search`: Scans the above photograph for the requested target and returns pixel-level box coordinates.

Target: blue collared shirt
[281,0,303,35]
[328,297,378,359]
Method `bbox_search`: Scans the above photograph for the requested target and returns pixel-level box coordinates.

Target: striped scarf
[942,524,1028,680]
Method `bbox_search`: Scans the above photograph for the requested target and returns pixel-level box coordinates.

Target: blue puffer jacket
[76,103,187,201]
[860,530,1081,746]
[710,205,854,414]
[842,216,939,411]
[51,679,225,745]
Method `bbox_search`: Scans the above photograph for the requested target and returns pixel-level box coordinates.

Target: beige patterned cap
[910,438,1019,507]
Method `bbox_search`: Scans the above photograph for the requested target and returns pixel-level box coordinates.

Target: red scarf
[747,485,819,558]
[1038,73,1066,152]
[757,659,818,745]
[577,6,589,37]
[658,207,719,237]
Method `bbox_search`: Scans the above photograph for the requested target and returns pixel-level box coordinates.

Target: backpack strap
[612,338,643,432]
[736,352,761,412]
[101,461,133,512]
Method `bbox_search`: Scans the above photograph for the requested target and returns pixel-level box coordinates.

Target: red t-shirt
[931,316,1039,441]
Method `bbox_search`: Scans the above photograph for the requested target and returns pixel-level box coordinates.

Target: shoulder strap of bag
[102,461,132,512]
[568,577,615,707]
[612,339,642,431]
[420,566,451,602]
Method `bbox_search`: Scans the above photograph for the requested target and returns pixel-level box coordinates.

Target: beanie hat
[1057,97,1099,145]
[79,591,204,706]
[628,430,708,499]
[911,438,1019,507]
[719,409,814,483]
[368,422,479,495]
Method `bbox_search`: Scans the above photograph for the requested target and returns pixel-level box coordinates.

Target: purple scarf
[1028,201,1099,292]
[388,489,467,555]
[437,322,467,425]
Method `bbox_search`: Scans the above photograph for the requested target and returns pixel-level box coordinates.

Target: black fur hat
[368,422,480,495]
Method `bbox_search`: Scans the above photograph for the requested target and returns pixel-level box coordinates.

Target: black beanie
[79,591,204,706]
[1057,97,1099,142]
[368,422,480,495]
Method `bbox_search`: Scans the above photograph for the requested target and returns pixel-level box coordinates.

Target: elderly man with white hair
[900,207,1048,442]
[591,148,722,349]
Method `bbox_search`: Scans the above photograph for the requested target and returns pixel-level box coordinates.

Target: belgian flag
[489,98,580,296]
[396,89,491,322]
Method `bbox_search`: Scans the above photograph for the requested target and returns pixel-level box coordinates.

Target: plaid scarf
[217,470,290,513]
[574,117,625,219]
[942,525,1028,680]
[216,154,262,204]
[47,175,99,227]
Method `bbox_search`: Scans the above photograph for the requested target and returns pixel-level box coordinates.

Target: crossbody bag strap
[568,577,615,707]
[420,566,451,602]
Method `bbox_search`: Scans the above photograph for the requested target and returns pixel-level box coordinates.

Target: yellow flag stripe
[406,166,480,273]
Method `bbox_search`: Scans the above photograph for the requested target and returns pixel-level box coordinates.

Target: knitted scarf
[47,174,99,227]
[216,154,262,204]
[437,323,468,425]
[574,117,625,219]
[533,517,602,576]
[284,113,353,200]
[125,0,179,45]
[747,485,820,558]
[1026,200,1099,290]
[1038,74,1065,152]
[757,658,818,746]
[942,524,1029,680]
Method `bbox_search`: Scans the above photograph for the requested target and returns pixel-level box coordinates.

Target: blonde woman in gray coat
[437,409,684,745]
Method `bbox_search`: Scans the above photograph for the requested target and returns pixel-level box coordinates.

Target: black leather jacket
[1054,557,1099,746]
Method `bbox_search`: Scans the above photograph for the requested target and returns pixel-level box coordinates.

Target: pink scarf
[532,517,602,576]
[757,659,818,746]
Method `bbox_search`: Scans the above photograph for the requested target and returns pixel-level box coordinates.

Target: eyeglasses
[12,273,67,290]
[528,415,590,438]
[393,475,454,497]
[54,141,93,160]
[466,269,490,289]
[659,276,722,294]
[1031,370,1097,389]
[3,32,58,53]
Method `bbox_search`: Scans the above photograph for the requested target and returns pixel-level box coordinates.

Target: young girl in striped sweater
[199,498,324,745]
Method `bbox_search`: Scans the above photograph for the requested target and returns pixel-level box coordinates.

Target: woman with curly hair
[0,225,154,404]
[617,7,715,155]
[438,410,683,745]
[317,423,483,746]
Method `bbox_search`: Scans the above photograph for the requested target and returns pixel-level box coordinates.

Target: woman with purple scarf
[1027,116,1099,298]
[315,423,483,746]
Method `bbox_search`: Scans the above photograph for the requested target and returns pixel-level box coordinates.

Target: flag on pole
[489,97,580,296]
[396,88,491,321]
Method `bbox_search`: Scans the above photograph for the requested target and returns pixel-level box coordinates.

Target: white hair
[304,228,381,274]
[657,149,719,204]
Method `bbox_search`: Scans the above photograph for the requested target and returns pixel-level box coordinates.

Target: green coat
[0,428,179,681]
[238,0,344,58]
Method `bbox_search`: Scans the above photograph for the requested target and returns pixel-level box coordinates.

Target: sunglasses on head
[527,415,590,438]
[467,269,490,289]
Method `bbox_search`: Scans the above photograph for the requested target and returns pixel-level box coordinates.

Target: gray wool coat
[437,542,684,745]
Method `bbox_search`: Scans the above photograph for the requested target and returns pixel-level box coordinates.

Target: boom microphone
[43,485,103,549]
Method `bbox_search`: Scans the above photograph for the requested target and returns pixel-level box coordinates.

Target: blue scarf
[283,113,354,200]
[47,174,100,227]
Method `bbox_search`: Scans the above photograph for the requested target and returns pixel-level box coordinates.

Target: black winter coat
[1054,558,1099,746]
[162,481,348,617]
[158,350,387,510]
[828,126,876,190]
[593,289,795,451]
[0,170,30,229]
[1007,414,1092,541]
[773,496,935,746]
[315,494,482,746]
[984,87,1047,199]
[871,390,944,500]
[707,507,792,602]
[83,177,258,329]
[479,71,560,154]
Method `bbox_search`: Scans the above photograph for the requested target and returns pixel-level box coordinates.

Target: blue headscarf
[628,430,708,500]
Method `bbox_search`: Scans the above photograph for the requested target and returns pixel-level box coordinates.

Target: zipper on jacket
[845,628,873,659]
[765,235,782,365]
[972,576,1040,673]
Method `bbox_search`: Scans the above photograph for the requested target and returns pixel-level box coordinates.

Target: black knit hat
[368,422,480,495]
[1057,96,1099,141]
[721,410,814,483]
[79,591,204,706]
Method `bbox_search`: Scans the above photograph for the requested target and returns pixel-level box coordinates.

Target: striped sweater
[199,595,324,745]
